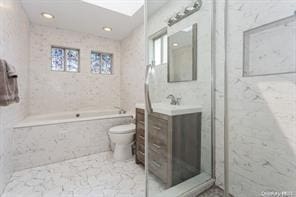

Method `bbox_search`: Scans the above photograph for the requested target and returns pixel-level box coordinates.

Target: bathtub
[15,110,131,128]
[12,110,133,171]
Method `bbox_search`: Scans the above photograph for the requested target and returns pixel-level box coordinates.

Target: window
[91,51,113,74]
[51,46,79,72]
[153,34,167,65]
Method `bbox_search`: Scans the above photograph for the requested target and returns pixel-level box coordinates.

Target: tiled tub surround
[12,110,132,171]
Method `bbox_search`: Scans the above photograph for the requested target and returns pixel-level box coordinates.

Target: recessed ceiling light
[103,27,112,32]
[41,12,54,19]
[173,43,179,47]
[81,0,144,16]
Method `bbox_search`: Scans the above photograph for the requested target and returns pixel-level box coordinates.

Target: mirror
[168,23,197,82]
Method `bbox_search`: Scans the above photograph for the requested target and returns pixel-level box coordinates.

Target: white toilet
[108,123,136,161]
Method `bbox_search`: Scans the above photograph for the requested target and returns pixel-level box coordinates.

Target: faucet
[114,106,126,114]
[166,94,181,105]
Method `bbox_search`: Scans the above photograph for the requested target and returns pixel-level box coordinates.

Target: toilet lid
[109,124,136,134]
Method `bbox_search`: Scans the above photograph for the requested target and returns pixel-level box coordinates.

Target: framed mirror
[168,23,197,82]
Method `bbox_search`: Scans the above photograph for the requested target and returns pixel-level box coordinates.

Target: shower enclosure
[144,0,296,196]
[144,0,216,196]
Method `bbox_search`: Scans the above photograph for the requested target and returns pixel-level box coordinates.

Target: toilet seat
[109,124,135,134]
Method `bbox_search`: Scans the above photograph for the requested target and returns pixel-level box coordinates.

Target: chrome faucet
[166,94,181,105]
[114,106,126,114]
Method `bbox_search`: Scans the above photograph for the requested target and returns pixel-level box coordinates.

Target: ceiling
[21,0,168,41]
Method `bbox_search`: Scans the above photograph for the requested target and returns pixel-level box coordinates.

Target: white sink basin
[135,103,202,116]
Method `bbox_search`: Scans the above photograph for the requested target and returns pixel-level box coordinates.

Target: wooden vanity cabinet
[148,112,172,186]
[135,108,145,165]
[135,108,201,188]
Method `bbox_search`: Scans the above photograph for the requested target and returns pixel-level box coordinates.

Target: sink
[135,103,202,116]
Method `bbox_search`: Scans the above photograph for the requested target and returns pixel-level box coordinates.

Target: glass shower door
[144,0,216,196]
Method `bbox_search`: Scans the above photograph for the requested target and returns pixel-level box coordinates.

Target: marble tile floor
[2,151,151,197]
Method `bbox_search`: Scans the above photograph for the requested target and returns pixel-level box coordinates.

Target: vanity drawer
[148,117,168,146]
[148,150,168,183]
[149,115,168,129]
[137,151,145,163]
[137,134,145,151]
[136,108,145,123]
[137,143,145,153]
[137,122,145,137]
[148,141,167,158]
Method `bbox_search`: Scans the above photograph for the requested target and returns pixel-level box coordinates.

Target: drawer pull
[152,143,160,149]
[139,121,145,125]
[153,126,161,131]
[152,161,161,168]
[139,136,145,140]
[139,151,145,156]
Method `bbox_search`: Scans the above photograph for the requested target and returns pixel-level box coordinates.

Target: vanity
[135,103,202,188]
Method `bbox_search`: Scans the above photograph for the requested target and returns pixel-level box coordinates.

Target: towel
[6,64,18,78]
[0,59,19,106]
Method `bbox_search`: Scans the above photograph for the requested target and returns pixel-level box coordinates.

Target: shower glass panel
[145,0,215,196]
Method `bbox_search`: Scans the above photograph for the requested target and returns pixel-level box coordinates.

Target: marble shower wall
[223,0,296,196]
[29,25,121,115]
[120,25,145,114]
[0,0,30,193]
[147,0,213,175]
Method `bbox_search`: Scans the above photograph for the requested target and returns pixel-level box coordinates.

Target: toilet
[108,123,136,161]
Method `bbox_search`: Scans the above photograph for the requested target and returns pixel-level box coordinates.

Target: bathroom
[0,0,295,196]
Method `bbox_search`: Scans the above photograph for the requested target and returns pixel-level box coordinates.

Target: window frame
[90,50,113,75]
[51,46,80,73]
[151,28,167,66]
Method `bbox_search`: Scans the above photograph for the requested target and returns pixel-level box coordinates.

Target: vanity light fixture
[103,27,112,32]
[185,6,195,12]
[41,12,54,19]
[176,12,185,18]
[168,0,202,26]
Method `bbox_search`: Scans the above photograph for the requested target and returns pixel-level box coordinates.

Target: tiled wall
[0,0,30,193]
[222,1,296,196]
[120,25,145,115]
[29,25,122,115]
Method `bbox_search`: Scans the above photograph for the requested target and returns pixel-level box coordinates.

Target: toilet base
[113,143,133,161]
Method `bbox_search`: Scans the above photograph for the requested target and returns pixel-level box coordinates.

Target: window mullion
[100,53,102,74]
[64,48,66,72]
[161,36,163,64]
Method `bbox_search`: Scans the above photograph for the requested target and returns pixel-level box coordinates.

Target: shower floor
[2,151,148,197]
[198,186,224,197]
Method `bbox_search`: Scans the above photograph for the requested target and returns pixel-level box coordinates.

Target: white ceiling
[21,0,168,41]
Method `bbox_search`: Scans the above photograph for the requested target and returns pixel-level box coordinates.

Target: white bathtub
[12,110,133,171]
[15,110,131,128]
